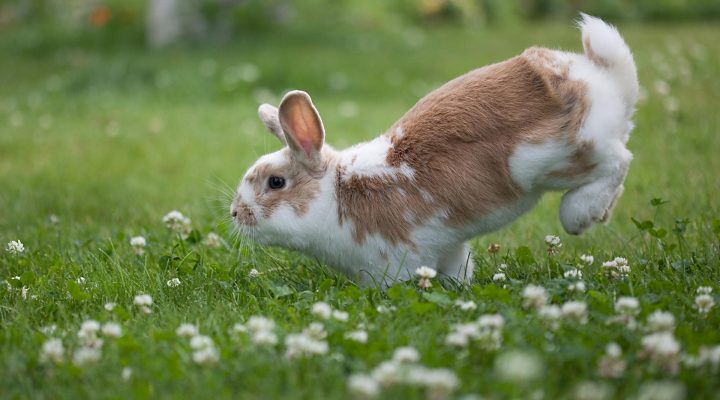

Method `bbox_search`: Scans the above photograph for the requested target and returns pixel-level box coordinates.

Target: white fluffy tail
[578,13,639,109]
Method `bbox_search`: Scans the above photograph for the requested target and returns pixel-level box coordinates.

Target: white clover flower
[415,266,437,279]
[130,236,147,247]
[522,285,548,310]
[376,305,396,314]
[647,311,675,333]
[695,294,715,314]
[166,277,181,287]
[697,286,713,295]
[544,235,561,247]
[478,314,504,330]
[121,367,132,381]
[192,346,220,365]
[615,297,640,316]
[332,310,349,322]
[451,322,481,339]
[190,335,214,350]
[162,210,192,238]
[101,322,122,338]
[77,332,103,349]
[492,272,507,282]
[104,302,116,311]
[603,257,630,279]
[406,366,460,399]
[538,305,562,330]
[415,266,437,289]
[615,258,630,276]
[563,268,582,280]
[568,281,586,293]
[232,323,247,333]
[248,268,260,278]
[609,297,639,329]
[252,330,278,346]
[445,331,470,347]
[345,330,368,344]
[348,374,379,398]
[641,332,681,374]
[606,342,622,358]
[76,277,86,285]
[303,322,327,340]
[602,260,618,269]
[246,316,275,333]
[73,347,102,366]
[580,254,594,265]
[498,263,508,271]
[393,346,420,363]
[371,360,401,387]
[129,236,146,256]
[454,300,477,311]
[465,315,505,351]
[40,338,64,363]
[617,264,631,277]
[311,302,332,319]
[696,345,720,369]
[284,333,329,359]
[598,342,626,378]
[80,320,101,335]
[203,232,222,248]
[176,323,199,337]
[494,350,542,382]
[5,240,25,254]
[561,301,588,324]
[133,294,153,307]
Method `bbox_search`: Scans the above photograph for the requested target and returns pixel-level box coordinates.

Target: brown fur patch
[583,37,610,68]
[246,149,324,219]
[336,48,591,244]
[548,142,597,178]
[237,203,258,226]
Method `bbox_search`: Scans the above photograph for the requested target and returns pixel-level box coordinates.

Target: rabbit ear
[278,90,325,166]
[257,104,287,145]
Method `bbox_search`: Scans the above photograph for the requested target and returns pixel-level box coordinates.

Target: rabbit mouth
[231,203,258,227]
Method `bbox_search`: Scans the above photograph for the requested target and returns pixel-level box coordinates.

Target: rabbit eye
[268,176,286,190]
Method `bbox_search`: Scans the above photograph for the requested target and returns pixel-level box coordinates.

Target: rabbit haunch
[232,14,638,285]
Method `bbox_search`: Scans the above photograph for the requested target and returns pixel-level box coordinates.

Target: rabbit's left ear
[257,104,287,145]
[278,90,325,167]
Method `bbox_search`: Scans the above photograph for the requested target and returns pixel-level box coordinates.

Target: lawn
[1,19,719,399]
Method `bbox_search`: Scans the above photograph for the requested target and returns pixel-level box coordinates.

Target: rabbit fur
[231,14,638,286]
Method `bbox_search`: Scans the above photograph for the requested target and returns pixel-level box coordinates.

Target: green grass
[1,20,720,399]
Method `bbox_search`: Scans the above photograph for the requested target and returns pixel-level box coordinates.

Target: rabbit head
[231,91,336,247]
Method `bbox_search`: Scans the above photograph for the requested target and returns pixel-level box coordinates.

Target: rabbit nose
[231,210,238,218]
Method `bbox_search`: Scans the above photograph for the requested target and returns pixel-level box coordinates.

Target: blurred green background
[1,0,719,253]
[3,0,720,49]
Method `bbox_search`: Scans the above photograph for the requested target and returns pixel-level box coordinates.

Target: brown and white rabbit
[231,14,638,285]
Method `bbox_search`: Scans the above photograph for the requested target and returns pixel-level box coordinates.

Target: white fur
[578,13,638,109]
[234,15,638,286]
[339,136,415,180]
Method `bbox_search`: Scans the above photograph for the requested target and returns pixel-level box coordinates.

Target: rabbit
[231,14,638,286]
